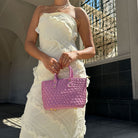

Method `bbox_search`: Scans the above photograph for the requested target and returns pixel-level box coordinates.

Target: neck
[53,0,70,6]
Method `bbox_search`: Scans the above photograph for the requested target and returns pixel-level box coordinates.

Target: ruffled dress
[19,12,90,138]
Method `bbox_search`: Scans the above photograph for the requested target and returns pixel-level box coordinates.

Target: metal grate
[80,0,118,64]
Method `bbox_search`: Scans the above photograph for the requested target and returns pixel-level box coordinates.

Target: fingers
[54,62,61,71]
[62,58,68,67]
[42,56,62,74]
[47,66,55,74]
[60,57,72,68]
[59,52,68,69]
[49,59,61,74]
[58,56,62,68]
[59,53,71,69]
[48,65,56,74]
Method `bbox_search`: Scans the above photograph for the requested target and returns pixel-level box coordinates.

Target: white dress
[19,12,90,138]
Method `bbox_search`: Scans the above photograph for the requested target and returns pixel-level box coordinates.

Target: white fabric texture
[19,12,90,138]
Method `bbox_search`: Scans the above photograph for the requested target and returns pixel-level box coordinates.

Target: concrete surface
[0,103,138,138]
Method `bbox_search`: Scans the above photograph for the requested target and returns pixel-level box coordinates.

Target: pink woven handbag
[41,65,87,111]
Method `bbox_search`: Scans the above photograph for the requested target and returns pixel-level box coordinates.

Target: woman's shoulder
[74,6,87,14]
[35,5,51,17]
[36,5,49,10]
[74,6,88,21]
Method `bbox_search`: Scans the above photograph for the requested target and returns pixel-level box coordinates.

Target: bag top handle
[54,65,73,81]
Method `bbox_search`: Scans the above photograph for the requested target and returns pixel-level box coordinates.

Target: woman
[19,0,95,137]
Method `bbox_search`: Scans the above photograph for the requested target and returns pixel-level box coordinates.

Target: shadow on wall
[0,28,37,104]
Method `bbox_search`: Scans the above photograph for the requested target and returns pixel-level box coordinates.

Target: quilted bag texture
[41,65,87,110]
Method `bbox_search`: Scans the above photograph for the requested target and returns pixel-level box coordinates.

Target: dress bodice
[35,12,78,48]
[35,12,78,37]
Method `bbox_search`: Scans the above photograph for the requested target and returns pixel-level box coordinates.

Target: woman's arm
[24,5,61,74]
[58,7,96,69]
[24,5,49,61]
[75,7,96,60]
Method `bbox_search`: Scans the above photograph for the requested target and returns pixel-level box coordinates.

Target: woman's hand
[58,51,78,69]
[41,54,61,74]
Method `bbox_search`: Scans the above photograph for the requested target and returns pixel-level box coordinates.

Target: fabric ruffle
[35,26,39,34]
[20,94,87,138]
[35,13,77,41]
[49,15,72,37]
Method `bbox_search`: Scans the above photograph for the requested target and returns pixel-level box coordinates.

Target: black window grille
[80,0,118,64]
